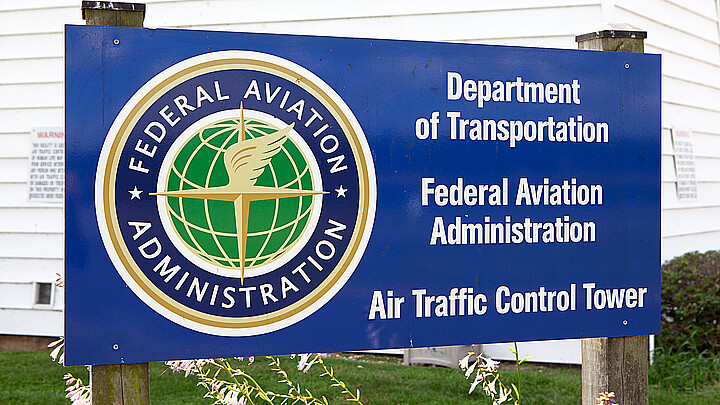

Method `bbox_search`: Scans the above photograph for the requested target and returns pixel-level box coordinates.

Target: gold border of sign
[101,58,371,328]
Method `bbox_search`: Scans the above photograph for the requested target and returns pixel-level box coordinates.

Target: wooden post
[90,363,150,404]
[576,22,650,405]
[581,336,649,405]
[82,1,146,27]
[82,3,149,404]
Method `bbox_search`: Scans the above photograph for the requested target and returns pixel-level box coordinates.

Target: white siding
[0,307,64,336]
[143,0,601,42]
[157,4,601,47]
[0,1,79,337]
[613,0,720,261]
[482,339,583,364]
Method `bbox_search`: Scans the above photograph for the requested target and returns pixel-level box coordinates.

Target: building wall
[484,0,720,363]
[0,2,718,358]
[0,1,79,339]
[608,0,720,259]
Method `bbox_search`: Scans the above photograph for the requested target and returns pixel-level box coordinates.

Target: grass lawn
[0,350,718,404]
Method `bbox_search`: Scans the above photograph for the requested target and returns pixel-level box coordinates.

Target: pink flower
[297,353,317,373]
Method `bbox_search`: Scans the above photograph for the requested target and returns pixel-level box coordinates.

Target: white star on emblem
[335,185,348,198]
[129,186,143,200]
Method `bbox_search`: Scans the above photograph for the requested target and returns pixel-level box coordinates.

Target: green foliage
[0,351,88,405]
[660,250,720,353]
[649,383,720,405]
[3,350,720,404]
[649,342,720,391]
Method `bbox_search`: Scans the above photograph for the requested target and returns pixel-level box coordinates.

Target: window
[34,282,53,306]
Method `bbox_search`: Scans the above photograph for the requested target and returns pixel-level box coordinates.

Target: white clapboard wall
[614,0,720,259]
[0,1,80,337]
[0,1,718,365]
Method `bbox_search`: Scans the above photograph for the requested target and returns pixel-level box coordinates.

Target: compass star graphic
[152,104,327,282]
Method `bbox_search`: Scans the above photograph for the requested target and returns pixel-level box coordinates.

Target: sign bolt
[113,344,119,350]
[114,39,120,45]
[624,63,630,69]
[623,320,628,325]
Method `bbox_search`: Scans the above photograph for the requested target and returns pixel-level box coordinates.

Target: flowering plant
[597,391,620,405]
[62,373,90,405]
[164,354,362,405]
[53,271,364,405]
[459,346,518,404]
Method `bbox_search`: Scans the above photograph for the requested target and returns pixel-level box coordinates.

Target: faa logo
[96,51,376,336]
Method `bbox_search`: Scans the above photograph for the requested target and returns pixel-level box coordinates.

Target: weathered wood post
[82,1,146,27]
[576,22,650,405]
[82,4,150,404]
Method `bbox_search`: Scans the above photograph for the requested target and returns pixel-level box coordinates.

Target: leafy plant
[169,355,363,405]
[649,341,720,391]
[508,343,530,403]
[459,345,522,404]
[51,274,362,405]
[660,250,720,353]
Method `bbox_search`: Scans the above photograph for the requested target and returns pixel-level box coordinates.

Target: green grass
[1,350,719,404]
[649,344,720,392]
[0,350,87,404]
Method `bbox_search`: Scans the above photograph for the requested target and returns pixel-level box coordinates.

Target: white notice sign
[671,129,698,201]
[28,127,65,203]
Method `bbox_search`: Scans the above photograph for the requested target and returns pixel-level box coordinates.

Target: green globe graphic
[164,117,316,271]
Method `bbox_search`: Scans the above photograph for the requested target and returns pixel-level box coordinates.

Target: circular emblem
[96,51,376,336]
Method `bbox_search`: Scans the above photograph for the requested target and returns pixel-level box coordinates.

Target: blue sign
[65,25,660,366]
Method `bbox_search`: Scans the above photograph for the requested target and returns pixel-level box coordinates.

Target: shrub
[659,250,720,353]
